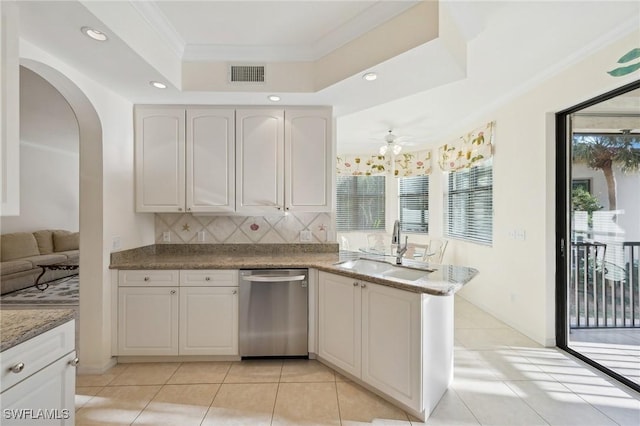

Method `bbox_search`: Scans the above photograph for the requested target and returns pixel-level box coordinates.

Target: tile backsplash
[155,213,335,244]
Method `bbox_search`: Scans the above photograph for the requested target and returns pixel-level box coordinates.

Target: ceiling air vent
[229,65,265,83]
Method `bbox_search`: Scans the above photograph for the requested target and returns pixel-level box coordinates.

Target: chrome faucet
[392,220,408,264]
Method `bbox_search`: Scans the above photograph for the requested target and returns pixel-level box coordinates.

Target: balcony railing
[570,241,640,328]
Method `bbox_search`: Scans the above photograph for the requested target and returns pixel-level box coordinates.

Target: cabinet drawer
[180,270,238,287]
[0,320,75,393]
[119,270,179,287]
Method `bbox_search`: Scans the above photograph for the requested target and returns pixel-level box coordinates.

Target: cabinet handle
[276,206,282,211]
[232,290,237,295]
[144,277,150,282]
[187,208,191,212]
[285,207,290,211]
[205,277,211,281]
[353,282,359,287]
[178,208,183,212]
[69,357,80,367]
[361,283,367,288]
[10,362,25,374]
[170,290,176,295]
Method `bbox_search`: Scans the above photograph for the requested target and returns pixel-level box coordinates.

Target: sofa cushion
[0,260,34,275]
[21,254,68,267]
[0,232,40,261]
[33,230,55,254]
[56,250,79,263]
[53,231,79,252]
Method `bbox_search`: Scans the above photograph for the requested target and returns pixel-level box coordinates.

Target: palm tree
[572,133,640,211]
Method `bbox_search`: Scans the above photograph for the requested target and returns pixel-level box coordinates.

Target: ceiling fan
[378,130,405,156]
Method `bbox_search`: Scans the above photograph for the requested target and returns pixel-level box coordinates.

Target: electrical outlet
[162,231,171,242]
[300,230,312,242]
[197,231,205,242]
[515,229,526,241]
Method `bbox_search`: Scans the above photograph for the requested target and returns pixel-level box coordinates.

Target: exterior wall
[573,163,640,241]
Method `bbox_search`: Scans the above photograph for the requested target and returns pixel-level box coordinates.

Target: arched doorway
[20,59,108,372]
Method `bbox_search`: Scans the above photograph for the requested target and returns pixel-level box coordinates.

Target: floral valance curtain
[438,121,495,172]
[336,150,432,177]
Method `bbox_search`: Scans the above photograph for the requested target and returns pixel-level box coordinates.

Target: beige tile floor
[75,296,640,425]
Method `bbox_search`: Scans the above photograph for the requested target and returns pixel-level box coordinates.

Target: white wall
[1,67,79,234]
[449,30,640,347]
[20,40,155,373]
[573,163,640,241]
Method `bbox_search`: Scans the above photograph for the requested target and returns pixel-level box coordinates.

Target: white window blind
[445,161,493,245]
[399,176,429,233]
[336,176,385,231]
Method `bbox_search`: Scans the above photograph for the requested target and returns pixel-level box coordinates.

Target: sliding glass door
[556,80,640,392]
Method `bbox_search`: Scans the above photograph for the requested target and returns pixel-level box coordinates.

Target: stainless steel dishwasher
[239,269,308,357]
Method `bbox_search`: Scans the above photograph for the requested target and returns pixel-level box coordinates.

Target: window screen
[445,162,493,244]
[336,175,385,231]
[399,176,429,233]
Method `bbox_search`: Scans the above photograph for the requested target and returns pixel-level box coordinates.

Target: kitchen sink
[381,267,430,281]
[334,258,434,282]
[334,259,396,275]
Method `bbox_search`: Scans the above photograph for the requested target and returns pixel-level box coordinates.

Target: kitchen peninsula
[110,243,478,421]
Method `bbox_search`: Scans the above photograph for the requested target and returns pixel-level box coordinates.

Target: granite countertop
[0,309,75,352]
[111,244,478,296]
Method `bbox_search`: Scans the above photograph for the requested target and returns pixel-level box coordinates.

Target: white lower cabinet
[117,270,238,356]
[361,280,421,411]
[0,321,76,425]
[118,286,179,356]
[318,271,453,420]
[179,286,238,355]
[317,271,361,376]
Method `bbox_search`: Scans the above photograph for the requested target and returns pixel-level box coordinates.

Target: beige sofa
[0,230,79,295]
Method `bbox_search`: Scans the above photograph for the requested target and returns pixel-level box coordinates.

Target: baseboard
[116,355,241,363]
[77,356,117,375]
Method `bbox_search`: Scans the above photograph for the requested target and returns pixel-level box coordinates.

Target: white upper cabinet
[186,108,235,213]
[135,106,235,213]
[236,107,333,214]
[136,105,333,214]
[135,107,186,213]
[285,108,332,212]
[236,109,285,214]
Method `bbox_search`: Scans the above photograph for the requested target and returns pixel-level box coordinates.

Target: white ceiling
[15,1,640,154]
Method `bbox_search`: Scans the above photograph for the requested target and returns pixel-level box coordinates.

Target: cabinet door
[135,107,186,212]
[285,108,332,212]
[318,272,361,377]
[361,282,422,412]
[179,287,238,355]
[1,353,76,425]
[236,109,284,213]
[186,108,235,213]
[118,287,179,355]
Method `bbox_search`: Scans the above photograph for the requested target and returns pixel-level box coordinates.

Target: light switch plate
[162,231,171,242]
[197,231,205,242]
[300,230,312,242]
[112,236,121,251]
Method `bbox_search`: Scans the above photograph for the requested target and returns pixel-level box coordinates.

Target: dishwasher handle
[241,274,306,283]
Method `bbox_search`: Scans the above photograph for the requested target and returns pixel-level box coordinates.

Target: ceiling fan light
[379,145,388,155]
[392,144,402,155]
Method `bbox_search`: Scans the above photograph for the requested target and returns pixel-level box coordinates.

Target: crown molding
[129,0,185,58]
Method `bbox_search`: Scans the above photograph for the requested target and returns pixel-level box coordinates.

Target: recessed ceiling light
[268,95,281,102]
[81,26,108,41]
[362,72,377,81]
[150,81,167,89]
